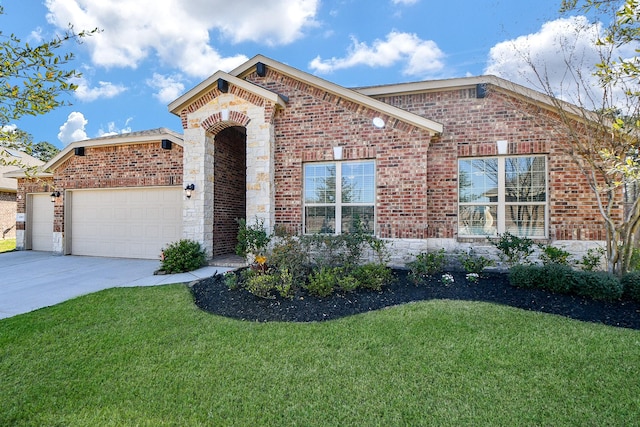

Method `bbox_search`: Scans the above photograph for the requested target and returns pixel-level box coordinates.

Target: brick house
[1,149,43,241]
[7,55,614,263]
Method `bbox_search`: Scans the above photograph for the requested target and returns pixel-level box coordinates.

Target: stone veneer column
[182,93,276,256]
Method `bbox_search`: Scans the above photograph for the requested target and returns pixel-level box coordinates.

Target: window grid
[304,160,375,235]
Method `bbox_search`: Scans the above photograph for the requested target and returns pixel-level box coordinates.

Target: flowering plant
[466,272,479,283]
[441,273,454,286]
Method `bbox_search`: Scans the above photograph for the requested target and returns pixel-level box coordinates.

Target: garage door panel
[71,187,182,259]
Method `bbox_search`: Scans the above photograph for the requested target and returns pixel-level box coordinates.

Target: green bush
[235,217,271,259]
[305,267,339,297]
[544,263,577,294]
[406,249,446,284]
[223,271,239,290]
[621,272,640,302]
[508,264,622,301]
[268,235,310,283]
[275,269,295,300]
[489,232,534,267]
[579,247,605,272]
[508,264,545,289]
[538,244,572,266]
[574,271,623,301]
[350,263,393,291]
[338,275,359,293]
[160,239,207,273]
[458,249,495,275]
[245,273,278,299]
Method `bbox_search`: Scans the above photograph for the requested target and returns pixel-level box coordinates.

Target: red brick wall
[372,86,613,241]
[213,128,246,256]
[246,69,434,239]
[0,191,16,239]
[50,142,183,233]
[246,70,611,242]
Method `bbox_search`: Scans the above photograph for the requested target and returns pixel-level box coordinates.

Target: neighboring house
[0,149,43,240]
[6,55,616,263]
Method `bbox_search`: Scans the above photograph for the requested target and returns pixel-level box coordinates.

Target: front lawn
[0,238,15,253]
[1,284,638,426]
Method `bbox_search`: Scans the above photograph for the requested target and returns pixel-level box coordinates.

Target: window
[458,156,547,238]
[304,161,375,234]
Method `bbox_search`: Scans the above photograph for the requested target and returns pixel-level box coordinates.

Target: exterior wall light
[333,146,343,160]
[50,191,61,202]
[184,184,195,198]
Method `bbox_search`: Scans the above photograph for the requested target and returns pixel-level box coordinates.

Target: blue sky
[1,0,610,148]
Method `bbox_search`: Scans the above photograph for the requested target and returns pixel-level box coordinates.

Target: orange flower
[255,255,267,265]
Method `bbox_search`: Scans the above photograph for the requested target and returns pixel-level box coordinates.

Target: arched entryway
[212,126,246,257]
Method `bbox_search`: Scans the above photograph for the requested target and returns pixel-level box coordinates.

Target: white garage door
[70,187,182,259]
[30,193,54,251]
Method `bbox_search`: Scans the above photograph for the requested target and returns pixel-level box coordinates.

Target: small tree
[0,6,96,170]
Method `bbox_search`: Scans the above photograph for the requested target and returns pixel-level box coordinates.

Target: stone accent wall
[179,90,277,257]
[213,127,246,256]
[0,191,16,239]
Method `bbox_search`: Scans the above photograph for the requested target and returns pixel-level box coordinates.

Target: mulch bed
[191,269,640,329]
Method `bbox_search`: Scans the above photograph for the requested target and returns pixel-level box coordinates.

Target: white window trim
[303,160,376,235]
[458,155,548,238]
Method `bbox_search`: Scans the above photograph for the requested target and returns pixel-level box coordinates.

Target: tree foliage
[0,6,96,168]
[529,0,640,275]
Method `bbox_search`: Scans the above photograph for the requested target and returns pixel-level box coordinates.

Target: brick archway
[201,111,251,135]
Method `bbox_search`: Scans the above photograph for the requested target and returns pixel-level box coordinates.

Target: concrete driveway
[0,251,232,319]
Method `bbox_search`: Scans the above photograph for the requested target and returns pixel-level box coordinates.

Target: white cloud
[73,77,127,102]
[44,0,319,78]
[391,0,419,5]
[58,112,88,145]
[309,31,445,77]
[146,73,186,104]
[484,16,635,109]
[97,120,132,138]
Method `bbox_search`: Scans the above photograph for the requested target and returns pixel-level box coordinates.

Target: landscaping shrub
[245,273,279,299]
[235,217,271,260]
[406,249,446,284]
[538,244,572,266]
[489,232,534,267]
[337,275,359,293]
[573,271,623,301]
[223,271,239,290]
[458,249,495,275]
[160,239,206,273]
[350,263,393,291]
[305,267,340,297]
[275,269,295,299]
[579,247,605,271]
[508,264,545,289]
[268,234,310,283]
[543,263,577,294]
[621,272,640,302]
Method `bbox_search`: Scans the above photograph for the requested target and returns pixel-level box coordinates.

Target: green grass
[0,238,16,253]
[1,285,639,426]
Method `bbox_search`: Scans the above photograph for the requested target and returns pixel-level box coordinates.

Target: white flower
[466,273,479,283]
[441,273,455,285]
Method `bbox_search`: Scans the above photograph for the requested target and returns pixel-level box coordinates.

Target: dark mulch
[191,270,640,329]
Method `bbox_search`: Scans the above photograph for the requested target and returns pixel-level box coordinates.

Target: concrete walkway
[0,251,232,319]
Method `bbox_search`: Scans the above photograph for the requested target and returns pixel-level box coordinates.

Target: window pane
[459,205,497,236]
[304,164,336,203]
[305,206,336,234]
[342,206,375,234]
[505,204,545,237]
[342,162,375,203]
[505,157,546,202]
[459,159,498,203]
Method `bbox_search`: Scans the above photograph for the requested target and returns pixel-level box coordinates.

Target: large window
[458,156,547,237]
[304,161,375,234]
